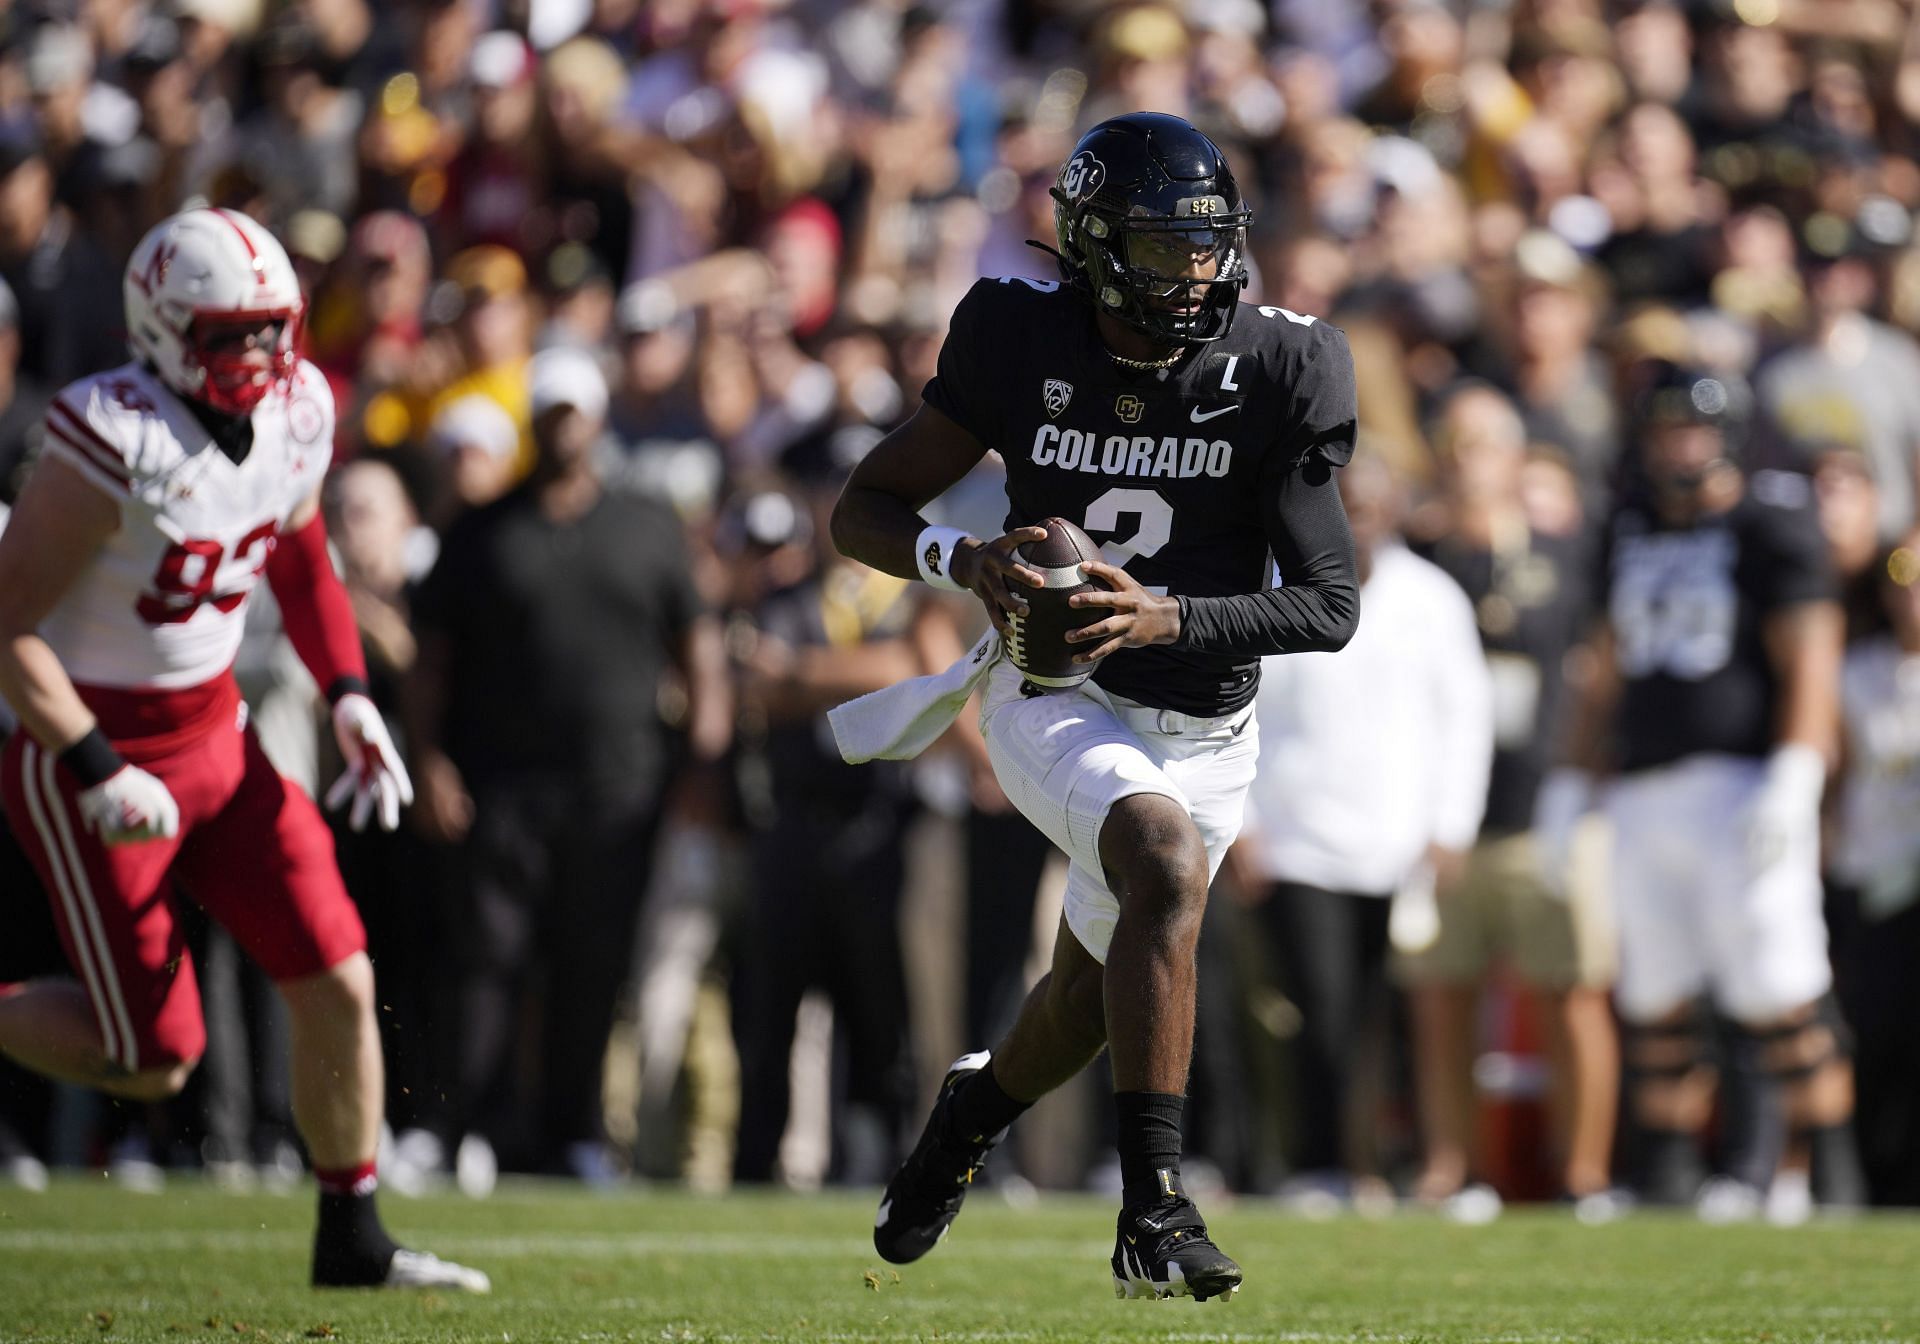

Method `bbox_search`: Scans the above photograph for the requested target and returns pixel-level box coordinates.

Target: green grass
[2,1179,1918,1343]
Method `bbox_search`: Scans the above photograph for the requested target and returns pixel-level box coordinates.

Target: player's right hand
[948,526,1049,637]
[76,765,180,845]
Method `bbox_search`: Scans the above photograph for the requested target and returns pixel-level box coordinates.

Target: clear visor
[195,316,292,356]
[1120,226,1241,295]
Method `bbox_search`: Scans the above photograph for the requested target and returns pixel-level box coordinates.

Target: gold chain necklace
[1107,346,1185,370]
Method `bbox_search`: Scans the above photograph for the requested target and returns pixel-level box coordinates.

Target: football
[1005,516,1112,687]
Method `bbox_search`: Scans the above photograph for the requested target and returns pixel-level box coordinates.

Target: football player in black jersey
[1536,365,1859,1220]
[832,113,1358,1298]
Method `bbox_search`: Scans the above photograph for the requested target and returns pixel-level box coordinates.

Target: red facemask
[188,308,304,415]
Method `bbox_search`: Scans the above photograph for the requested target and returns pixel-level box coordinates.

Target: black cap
[0,133,43,181]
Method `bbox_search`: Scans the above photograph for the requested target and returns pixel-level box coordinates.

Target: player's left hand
[1064,562,1182,663]
[325,693,415,832]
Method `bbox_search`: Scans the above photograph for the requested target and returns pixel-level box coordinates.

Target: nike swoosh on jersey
[1189,405,1237,423]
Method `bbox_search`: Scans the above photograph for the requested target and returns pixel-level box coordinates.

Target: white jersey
[1835,635,1920,899]
[37,359,334,691]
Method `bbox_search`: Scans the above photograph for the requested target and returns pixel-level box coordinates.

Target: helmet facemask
[1055,190,1251,346]
[185,307,304,416]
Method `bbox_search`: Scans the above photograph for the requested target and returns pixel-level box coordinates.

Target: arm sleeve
[264,509,368,703]
[1429,579,1495,849]
[919,281,1003,448]
[1171,326,1361,657]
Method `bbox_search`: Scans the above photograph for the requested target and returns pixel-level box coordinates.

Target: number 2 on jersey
[1082,487,1172,596]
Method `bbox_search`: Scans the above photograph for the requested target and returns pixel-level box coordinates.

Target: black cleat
[1111,1191,1242,1301]
[874,1051,1004,1264]
[313,1243,490,1293]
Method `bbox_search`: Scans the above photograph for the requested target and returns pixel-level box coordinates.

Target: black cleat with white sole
[313,1244,490,1293]
[874,1051,1005,1265]
[1111,1190,1242,1302]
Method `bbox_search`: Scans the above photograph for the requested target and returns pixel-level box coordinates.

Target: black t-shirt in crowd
[746,568,914,823]
[412,483,702,803]
[1418,526,1593,834]
[922,276,1358,717]
[1601,470,1833,774]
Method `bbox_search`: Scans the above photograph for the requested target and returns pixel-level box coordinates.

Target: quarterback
[832,113,1359,1299]
[0,209,485,1291]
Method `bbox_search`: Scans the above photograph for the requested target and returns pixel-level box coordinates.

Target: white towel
[829,630,1003,762]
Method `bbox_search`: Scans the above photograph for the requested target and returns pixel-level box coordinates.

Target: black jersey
[1602,470,1834,774]
[1419,527,1593,834]
[922,276,1358,716]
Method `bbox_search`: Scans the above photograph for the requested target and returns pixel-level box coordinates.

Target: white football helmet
[123,208,305,416]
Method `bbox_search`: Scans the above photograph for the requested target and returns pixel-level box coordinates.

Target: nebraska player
[0,209,486,1292]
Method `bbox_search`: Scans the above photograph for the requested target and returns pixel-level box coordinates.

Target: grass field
[2,1179,1917,1343]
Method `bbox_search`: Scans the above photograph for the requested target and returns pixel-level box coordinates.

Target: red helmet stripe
[210,208,260,264]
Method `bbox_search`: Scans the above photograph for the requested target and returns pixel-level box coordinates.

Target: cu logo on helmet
[1060,152,1105,201]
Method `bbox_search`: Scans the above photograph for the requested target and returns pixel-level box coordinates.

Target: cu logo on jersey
[1059,152,1105,201]
[287,396,324,446]
[1114,394,1146,424]
[1043,379,1073,418]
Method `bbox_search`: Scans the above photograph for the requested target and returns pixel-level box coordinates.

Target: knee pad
[1623,1010,1708,1084]
[1736,997,1848,1085]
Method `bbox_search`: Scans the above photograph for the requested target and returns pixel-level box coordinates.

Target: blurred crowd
[1,0,1920,1218]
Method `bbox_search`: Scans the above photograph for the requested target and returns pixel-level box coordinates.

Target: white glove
[325,693,415,832]
[1744,743,1824,871]
[1531,767,1594,897]
[77,764,180,844]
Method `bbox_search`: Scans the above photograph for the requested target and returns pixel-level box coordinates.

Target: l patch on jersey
[1043,378,1073,418]
[1115,394,1146,424]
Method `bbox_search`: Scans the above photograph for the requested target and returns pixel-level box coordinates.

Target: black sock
[1116,1091,1185,1207]
[1637,1127,1703,1206]
[312,1189,400,1286]
[1804,1124,1868,1208]
[948,1062,1030,1142]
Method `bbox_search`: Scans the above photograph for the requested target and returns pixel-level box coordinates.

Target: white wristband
[915,525,971,592]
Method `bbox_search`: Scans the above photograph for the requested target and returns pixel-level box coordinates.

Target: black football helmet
[1048,113,1252,346]
[1636,362,1752,452]
[1632,362,1753,502]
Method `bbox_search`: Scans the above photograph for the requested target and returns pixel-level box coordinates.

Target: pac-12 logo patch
[1043,378,1073,418]
[1059,152,1105,200]
[1114,394,1146,424]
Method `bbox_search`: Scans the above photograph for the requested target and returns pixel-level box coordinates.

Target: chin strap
[1024,238,1071,268]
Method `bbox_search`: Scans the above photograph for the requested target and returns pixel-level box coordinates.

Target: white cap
[27,26,93,95]
[470,30,534,90]
[430,394,520,460]
[528,346,608,423]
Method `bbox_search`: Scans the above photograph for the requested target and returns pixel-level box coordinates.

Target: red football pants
[1,699,365,1074]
